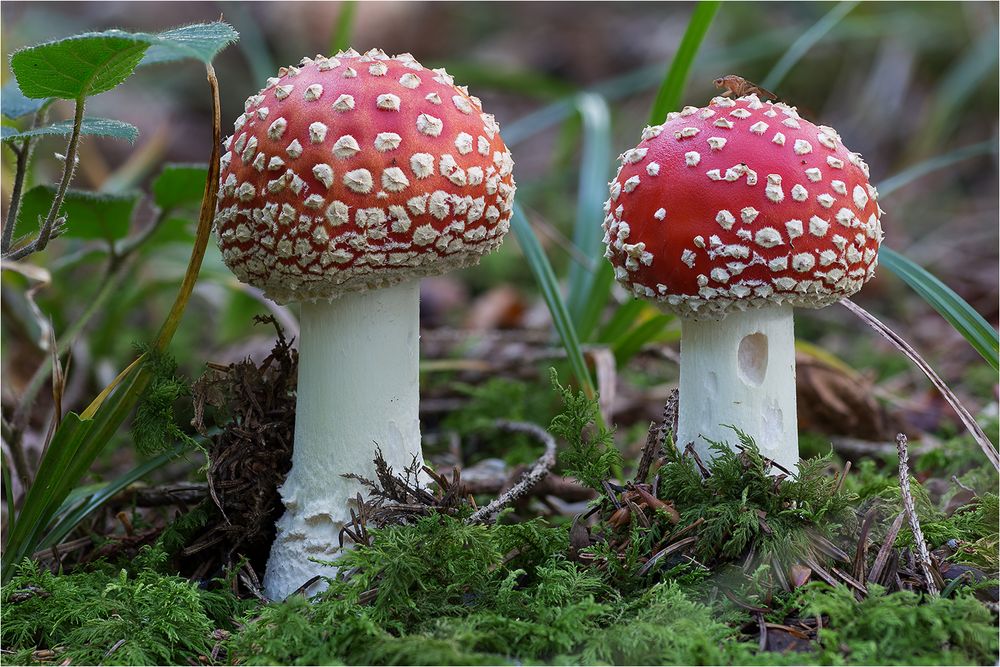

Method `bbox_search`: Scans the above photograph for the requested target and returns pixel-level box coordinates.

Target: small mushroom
[214,49,516,599]
[603,94,882,472]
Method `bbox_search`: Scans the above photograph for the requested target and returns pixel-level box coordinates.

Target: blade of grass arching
[330,1,357,53]
[511,204,595,400]
[648,0,721,125]
[879,246,998,371]
[503,20,795,146]
[840,299,998,470]
[566,93,612,338]
[760,1,859,91]
[876,139,997,199]
[2,454,15,528]
[611,313,673,366]
[39,445,183,550]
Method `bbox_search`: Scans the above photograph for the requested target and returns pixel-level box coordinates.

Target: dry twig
[896,433,939,595]
[841,299,997,471]
[467,420,557,523]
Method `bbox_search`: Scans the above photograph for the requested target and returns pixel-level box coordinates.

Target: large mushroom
[214,48,516,599]
[603,93,882,472]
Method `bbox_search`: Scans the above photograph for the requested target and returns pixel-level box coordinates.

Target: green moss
[549,370,622,490]
[0,559,233,666]
[654,432,855,566]
[798,583,999,665]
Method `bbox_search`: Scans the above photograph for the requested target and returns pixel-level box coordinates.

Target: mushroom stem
[675,304,799,473]
[263,279,422,600]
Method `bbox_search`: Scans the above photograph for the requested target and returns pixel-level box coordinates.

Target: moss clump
[1,556,245,666]
[657,432,856,564]
[799,583,998,665]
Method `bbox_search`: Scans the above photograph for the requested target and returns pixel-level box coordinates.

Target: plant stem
[264,281,424,600]
[677,305,799,474]
[2,107,47,255]
[153,64,221,352]
[2,143,28,255]
[5,100,86,261]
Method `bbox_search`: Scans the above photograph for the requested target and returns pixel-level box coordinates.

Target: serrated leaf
[1,80,52,119]
[1,117,138,143]
[152,163,208,211]
[138,22,239,66]
[10,22,239,101]
[11,31,152,99]
[17,186,140,243]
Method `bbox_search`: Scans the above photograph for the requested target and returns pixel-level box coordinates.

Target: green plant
[1,22,238,583]
[1,558,247,665]
[798,583,998,664]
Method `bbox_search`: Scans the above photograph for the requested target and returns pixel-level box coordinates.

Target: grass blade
[39,446,182,550]
[566,93,612,338]
[596,299,647,344]
[330,1,358,53]
[648,0,721,125]
[879,246,998,372]
[760,1,859,91]
[611,314,673,365]
[511,204,595,399]
[577,263,616,346]
[841,299,997,470]
[877,139,997,199]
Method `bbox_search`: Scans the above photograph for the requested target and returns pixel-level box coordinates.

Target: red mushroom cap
[215,48,516,303]
[603,94,883,318]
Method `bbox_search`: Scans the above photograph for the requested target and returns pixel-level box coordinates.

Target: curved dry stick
[841,298,998,471]
[466,420,557,524]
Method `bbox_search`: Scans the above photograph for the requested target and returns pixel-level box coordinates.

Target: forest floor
[2,331,997,666]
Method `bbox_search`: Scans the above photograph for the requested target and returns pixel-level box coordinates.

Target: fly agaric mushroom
[214,48,515,600]
[603,94,882,472]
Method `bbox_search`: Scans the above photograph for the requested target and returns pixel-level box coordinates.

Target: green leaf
[17,186,140,242]
[596,299,647,344]
[1,80,51,119]
[152,163,208,211]
[648,0,721,125]
[879,246,999,372]
[565,93,612,340]
[611,313,672,365]
[1,117,138,143]
[10,22,240,101]
[11,31,152,99]
[511,204,596,400]
[138,22,240,66]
